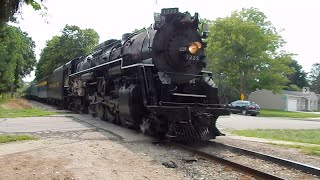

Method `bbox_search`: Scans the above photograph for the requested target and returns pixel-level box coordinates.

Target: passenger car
[229,100,260,116]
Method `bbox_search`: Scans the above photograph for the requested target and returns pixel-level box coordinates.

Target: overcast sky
[16,0,320,82]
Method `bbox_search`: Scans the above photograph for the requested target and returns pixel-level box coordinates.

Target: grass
[0,108,56,118]
[271,144,320,156]
[232,129,320,144]
[0,96,57,118]
[0,94,10,104]
[260,109,320,118]
[232,129,320,156]
[0,134,37,144]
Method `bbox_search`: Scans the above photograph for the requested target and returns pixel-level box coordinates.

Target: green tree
[309,63,320,94]
[285,84,300,91]
[35,24,99,80]
[0,25,36,94]
[206,7,293,100]
[0,0,46,27]
[284,60,309,90]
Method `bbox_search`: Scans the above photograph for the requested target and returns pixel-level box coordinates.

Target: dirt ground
[0,137,188,180]
[0,99,188,179]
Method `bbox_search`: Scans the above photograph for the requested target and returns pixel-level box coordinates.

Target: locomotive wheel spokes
[120,117,128,128]
[140,117,151,135]
[88,104,97,117]
[105,107,116,124]
[95,104,105,120]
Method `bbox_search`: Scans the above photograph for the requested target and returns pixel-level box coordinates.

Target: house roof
[283,90,318,98]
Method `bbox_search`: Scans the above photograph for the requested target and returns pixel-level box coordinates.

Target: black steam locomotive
[25,8,230,142]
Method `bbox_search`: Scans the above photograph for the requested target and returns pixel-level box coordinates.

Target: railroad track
[165,140,320,180]
[211,141,320,177]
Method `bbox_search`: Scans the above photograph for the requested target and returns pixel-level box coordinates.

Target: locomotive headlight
[188,42,202,55]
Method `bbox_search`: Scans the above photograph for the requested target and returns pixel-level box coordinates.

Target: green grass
[0,96,57,118]
[260,109,320,118]
[272,144,320,156]
[232,129,320,145]
[232,129,320,156]
[0,108,56,118]
[0,134,37,143]
[0,94,10,104]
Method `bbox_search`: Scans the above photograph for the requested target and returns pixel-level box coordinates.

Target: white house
[318,94,320,110]
[248,89,319,111]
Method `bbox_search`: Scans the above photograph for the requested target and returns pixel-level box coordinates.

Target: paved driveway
[217,114,320,130]
[0,114,150,142]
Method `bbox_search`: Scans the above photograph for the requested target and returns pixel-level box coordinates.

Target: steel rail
[209,141,320,177]
[165,141,284,180]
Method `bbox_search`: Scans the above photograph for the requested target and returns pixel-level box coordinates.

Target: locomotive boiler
[25,8,230,142]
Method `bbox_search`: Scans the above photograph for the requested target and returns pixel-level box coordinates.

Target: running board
[172,93,206,98]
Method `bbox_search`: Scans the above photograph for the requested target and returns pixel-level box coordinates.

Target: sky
[16,0,320,82]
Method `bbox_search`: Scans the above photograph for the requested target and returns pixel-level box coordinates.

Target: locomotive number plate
[186,54,200,61]
[161,8,179,15]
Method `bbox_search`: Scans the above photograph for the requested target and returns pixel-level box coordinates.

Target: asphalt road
[217,114,320,130]
[0,114,152,143]
[1,113,320,136]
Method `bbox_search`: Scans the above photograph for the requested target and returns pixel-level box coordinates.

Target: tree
[286,84,300,91]
[35,24,99,80]
[309,63,320,94]
[206,7,294,100]
[284,60,309,90]
[0,0,46,27]
[0,25,36,94]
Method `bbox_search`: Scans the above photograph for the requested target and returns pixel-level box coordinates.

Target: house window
[297,99,300,106]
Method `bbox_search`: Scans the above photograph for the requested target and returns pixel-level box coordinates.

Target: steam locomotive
[25,8,230,142]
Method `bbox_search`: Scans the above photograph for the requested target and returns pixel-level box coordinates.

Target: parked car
[229,100,260,116]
